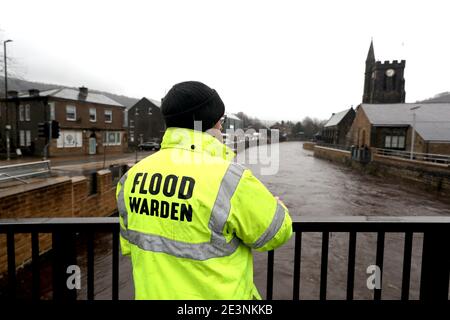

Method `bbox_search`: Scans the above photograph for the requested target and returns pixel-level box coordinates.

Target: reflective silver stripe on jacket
[121,228,241,261]
[117,172,128,228]
[209,163,245,246]
[252,203,286,249]
[119,162,245,260]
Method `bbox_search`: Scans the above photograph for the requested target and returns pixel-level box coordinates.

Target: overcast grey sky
[1,0,449,122]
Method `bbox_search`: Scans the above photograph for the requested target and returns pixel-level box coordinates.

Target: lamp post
[3,39,13,161]
[410,105,421,160]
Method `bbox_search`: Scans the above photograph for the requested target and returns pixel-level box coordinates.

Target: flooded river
[8,141,450,300]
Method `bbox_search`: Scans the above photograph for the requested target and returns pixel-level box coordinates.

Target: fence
[374,148,450,165]
[0,160,51,184]
[0,216,449,301]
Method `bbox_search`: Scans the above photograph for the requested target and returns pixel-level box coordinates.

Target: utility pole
[410,105,421,160]
[3,39,13,161]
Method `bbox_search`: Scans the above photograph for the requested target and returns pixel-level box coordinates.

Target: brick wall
[0,169,121,275]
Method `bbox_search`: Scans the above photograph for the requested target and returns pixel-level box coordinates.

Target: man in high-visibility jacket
[117,81,292,299]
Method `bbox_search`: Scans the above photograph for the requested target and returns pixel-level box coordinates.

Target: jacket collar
[160,127,235,161]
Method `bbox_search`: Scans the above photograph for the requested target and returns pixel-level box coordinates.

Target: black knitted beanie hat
[161,81,225,131]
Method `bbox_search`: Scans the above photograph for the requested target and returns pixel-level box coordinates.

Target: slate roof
[361,103,450,142]
[324,108,352,127]
[19,88,124,107]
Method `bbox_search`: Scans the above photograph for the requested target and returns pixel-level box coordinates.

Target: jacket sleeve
[116,174,131,256]
[226,168,293,252]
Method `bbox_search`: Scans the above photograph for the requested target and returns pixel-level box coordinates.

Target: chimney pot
[28,89,40,97]
[79,86,88,98]
[7,90,18,98]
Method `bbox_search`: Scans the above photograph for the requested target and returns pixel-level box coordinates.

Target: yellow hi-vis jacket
[116,127,293,300]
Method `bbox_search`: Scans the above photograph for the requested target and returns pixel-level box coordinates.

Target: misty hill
[416,92,450,103]
[0,76,144,108]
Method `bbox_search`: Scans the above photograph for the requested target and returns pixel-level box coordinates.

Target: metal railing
[0,160,51,184]
[0,216,449,301]
[374,148,450,165]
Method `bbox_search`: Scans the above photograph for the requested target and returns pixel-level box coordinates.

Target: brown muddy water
[4,141,450,300]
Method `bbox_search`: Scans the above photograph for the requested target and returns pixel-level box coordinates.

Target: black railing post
[7,230,16,300]
[52,231,77,301]
[420,230,450,301]
[346,231,357,300]
[292,232,302,300]
[266,250,274,300]
[31,232,40,301]
[112,230,119,300]
[320,232,329,300]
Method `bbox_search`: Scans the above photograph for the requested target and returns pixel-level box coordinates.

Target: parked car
[138,141,161,151]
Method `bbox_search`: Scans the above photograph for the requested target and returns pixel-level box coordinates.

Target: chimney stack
[28,89,40,97]
[7,90,18,98]
[79,86,88,99]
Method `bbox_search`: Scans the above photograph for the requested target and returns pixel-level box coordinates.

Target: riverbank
[306,143,450,196]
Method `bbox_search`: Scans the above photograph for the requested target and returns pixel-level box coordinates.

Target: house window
[103,131,121,146]
[135,108,139,116]
[104,110,112,123]
[398,136,405,149]
[26,130,31,146]
[19,130,25,146]
[49,102,55,120]
[25,104,31,121]
[57,130,83,148]
[130,131,134,142]
[89,108,97,122]
[148,107,152,115]
[130,120,135,128]
[66,105,76,121]
[19,130,31,147]
[391,136,399,148]
[19,105,24,121]
[385,135,405,149]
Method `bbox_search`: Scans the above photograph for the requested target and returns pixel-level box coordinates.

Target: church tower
[362,40,406,103]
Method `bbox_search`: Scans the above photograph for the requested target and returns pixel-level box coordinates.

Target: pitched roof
[361,103,450,142]
[19,88,124,107]
[225,113,242,121]
[324,108,352,127]
[127,97,161,110]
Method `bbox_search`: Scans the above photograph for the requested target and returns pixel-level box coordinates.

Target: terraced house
[0,87,127,157]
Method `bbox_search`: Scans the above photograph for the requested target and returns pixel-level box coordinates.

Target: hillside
[0,76,157,108]
[416,92,450,103]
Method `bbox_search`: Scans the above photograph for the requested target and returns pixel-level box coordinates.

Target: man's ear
[205,128,223,143]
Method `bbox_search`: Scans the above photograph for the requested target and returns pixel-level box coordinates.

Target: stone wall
[313,146,351,164]
[0,169,120,275]
[372,154,450,194]
[312,144,450,195]
[302,142,315,151]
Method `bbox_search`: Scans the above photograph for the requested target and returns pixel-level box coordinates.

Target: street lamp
[3,39,13,161]
[410,105,421,160]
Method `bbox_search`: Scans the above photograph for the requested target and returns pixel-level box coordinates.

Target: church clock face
[385,69,395,77]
